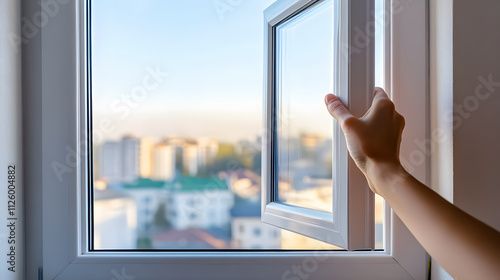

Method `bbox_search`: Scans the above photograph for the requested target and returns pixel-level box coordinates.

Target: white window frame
[28,0,430,279]
[261,0,375,250]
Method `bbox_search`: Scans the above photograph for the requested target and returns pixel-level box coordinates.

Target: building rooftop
[122,176,228,192]
[122,178,166,189]
[166,176,228,192]
[152,228,228,249]
[230,200,261,217]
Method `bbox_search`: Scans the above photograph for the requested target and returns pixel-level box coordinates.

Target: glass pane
[91,0,339,250]
[374,0,386,250]
[275,0,334,213]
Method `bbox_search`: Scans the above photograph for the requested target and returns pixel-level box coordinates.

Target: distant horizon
[93,132,262,145]
[93,132,332,146]
[92,0,334,143]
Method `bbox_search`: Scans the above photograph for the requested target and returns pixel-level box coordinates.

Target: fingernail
[325,94,335,104]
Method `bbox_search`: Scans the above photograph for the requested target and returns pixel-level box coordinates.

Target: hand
[324,88,405,194]
[326,89,500,280]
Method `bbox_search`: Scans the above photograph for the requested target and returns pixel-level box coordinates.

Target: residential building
[165,176,234,230]
[94,188,137,249]
[152,142,176,181]
[183,142,199,176]
[122,135,140,183]
[230,201,281,249]
[122,178,168,232]
[139,137,155,178]
[99,141,122,183]
[164,137,200,176]
[198,137,218,167]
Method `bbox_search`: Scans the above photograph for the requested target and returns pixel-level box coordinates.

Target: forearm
[368,163,500,280]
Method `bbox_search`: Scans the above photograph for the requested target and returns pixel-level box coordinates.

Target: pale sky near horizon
[91,0,383,143]
[92,0,275,143]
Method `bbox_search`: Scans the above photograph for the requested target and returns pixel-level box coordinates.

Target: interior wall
[431,0,500,279]
[429,0,453,203]
[429,0,454,279]
[453,0,500,232]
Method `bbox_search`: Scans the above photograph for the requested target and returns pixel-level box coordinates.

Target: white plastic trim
[0,1,24,279]
[31,0,428,279]
[261,0,375,250]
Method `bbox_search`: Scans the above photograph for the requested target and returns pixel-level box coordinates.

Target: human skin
[325,88,500,280]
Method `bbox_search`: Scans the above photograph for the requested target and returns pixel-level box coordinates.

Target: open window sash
[261,0,375,250]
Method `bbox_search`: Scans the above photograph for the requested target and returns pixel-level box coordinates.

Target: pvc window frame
[261,0,375,250]
[30,0,430,279]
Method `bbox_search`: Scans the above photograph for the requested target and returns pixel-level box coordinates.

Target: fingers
[325,94,354,124]
[395,113,405,157]
[373,87,390,102]
[361,88,390,119]
[364,88,396,120]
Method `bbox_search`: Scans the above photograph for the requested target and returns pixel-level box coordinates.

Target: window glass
[374,0,386,250]
[91,0,385,251]
[275,0,334,213]
[91,0,339,250]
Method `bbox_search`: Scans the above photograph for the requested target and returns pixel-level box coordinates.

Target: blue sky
[92,0,276,142]
[91,0,383,143]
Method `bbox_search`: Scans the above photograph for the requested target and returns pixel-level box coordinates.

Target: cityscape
[90,0,383,251]
[93,133,343,250]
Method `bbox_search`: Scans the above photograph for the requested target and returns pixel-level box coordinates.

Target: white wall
[429,1,454,278]
[453,0,500,232]
[430,0,500,279]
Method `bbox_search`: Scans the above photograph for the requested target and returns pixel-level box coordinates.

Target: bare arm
[325,88,500,280]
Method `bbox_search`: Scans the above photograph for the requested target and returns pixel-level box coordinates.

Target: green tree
[153,202,171,230]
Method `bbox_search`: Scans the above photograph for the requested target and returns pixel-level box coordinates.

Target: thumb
[325,94,354,125]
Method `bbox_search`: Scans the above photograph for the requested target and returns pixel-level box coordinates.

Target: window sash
[30,0,429,279]
[261,0,375,250]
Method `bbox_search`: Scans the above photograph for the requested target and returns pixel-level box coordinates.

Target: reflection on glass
[275,0,334,213]
[91,0,340,250]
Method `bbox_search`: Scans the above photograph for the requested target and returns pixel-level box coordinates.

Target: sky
[92,0,275,143]
[91,0,384,143]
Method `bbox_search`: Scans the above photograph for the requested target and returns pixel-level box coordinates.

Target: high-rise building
[164,137,200,176]
[99,141,122,183]
[122,136,140,183]
[198,137,218,167]
[183,142,199,176]
[139,138,155,178]
[152,143,176,181]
